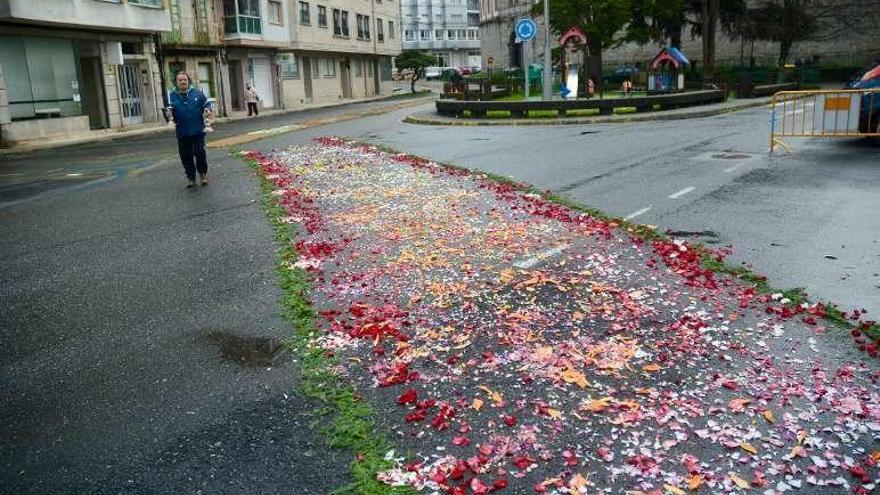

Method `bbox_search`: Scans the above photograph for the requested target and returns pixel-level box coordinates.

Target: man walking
[169,71,212,188]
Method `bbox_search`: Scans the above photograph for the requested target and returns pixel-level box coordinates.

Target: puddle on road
[206,330,286,367]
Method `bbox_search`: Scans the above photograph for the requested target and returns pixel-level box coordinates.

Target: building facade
[162,0,229,115]
[282,0,400,106]
[0,0,171,143]
[401,0,481,69]
[0,0,402,145]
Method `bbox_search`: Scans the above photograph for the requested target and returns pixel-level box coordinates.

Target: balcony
[224,15,262,35]
[0,0,171,33]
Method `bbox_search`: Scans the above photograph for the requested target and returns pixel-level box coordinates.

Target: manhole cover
[711,153,751,160]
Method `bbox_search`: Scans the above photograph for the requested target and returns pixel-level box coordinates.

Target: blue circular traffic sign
[515,18,537,42]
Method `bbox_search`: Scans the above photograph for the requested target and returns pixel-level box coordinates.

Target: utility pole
[541,0,551,99]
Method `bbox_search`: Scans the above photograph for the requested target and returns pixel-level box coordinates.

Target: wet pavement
[0,138,351,493]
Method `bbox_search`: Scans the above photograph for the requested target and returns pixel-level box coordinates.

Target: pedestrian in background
[622,78,633,97]
[245,83,259,116]
[169,71,212,188]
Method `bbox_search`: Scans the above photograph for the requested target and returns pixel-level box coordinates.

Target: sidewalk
[0,90,434,156]
[404,95,773,126]
[252,139,879,494]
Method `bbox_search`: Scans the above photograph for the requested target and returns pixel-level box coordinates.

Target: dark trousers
[247,102,259,116]
[177,133,207,180]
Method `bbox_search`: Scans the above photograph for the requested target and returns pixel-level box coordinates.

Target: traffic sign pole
[515,18,538,102]
[542,0,551,100]
[523,40,530,101]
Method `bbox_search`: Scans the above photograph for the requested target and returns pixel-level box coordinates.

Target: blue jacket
[169,87,207,137]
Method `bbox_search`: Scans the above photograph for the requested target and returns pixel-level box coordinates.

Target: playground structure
[648,47,690,94]
[558,27,588,99]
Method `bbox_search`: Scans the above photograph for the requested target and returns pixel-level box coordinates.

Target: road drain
[207,330,285,366]
[711,153,751,160]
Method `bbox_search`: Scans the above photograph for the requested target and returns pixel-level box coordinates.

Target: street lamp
[542,0,551,99]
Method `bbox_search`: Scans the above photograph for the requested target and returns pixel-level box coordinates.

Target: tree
[754,0,880,67]
[395,50,437,93]
[627,0,687,48]
[542,0,632,93]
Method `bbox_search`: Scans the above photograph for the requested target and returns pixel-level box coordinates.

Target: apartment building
[0,0,171,143]
[283,0,400,105]
[401,0,480,68]
[162,0,229,115]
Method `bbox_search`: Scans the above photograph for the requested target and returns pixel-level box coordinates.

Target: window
[376,18,384,42]
[447,29,455,40]
[388,20,395,39]
[318,5,327,27]
[451,14,463,23]
[467,0,479,9]
[223,0,261,34]
[366,60,373,77]
[467,29,476,39]
[356,14,365,39]
[280,53,300,78]
[268,0,282,24]
[332,9,349,36]
[355,58,363,77]
[363,15,370,40]
[129,0,162,6]
[404,29,414,41]
[380,56,393,81]
[299,1,310,24]
[419,29,430,40]
[324,58,337,78]
[435,29,443,40]
[197,62,213,97]
[467,13,479,26]
[435,14,442,22]
[458,29,467,39]
[310,57,320,78]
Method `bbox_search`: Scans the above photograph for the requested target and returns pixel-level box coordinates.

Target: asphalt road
[254,102,880,318]
[0,108,378,492]
[1,94,877,492]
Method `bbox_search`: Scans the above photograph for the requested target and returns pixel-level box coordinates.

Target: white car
[423,66,443,80]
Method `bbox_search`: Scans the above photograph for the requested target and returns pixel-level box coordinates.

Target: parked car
[847,61,880,134]
[424,66,443,80]
[608,64,639,84]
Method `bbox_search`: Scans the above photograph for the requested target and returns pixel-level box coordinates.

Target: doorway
[340,58,352,99]
[78,56,105,129]
[229,60,244,110]
[250,57,274,108]
[118,63,144,125]
[302,57,313,100]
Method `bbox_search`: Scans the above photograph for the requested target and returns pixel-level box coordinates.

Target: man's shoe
[186,179,196,188]
[199,174,208,186]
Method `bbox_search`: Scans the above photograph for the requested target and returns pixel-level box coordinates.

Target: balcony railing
[224,15,261,35]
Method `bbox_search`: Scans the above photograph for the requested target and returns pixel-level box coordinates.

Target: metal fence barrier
[770,89,879,152]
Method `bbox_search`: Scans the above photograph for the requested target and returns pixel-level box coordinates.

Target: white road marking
[65,173,83,177]
[668,186,695,199]
[624,206,652,221]
[248,124,301,135]
[723,163,745,173]
[513,245,568,269]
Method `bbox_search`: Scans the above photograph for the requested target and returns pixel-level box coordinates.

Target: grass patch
[239,151,416,495]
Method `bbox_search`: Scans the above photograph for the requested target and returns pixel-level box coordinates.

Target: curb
[403,98,772,126]
[0,92,434,157]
